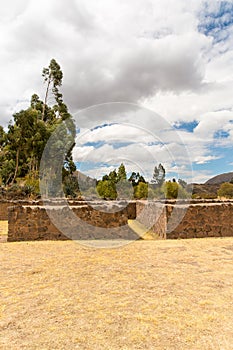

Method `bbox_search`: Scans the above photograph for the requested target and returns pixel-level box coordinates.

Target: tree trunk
[11,148,20,185]
[42,78,51,121]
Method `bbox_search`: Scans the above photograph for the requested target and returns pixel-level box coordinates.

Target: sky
[0,0,233,183]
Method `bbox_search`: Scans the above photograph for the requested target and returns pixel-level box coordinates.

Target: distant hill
[73,170,97,190]
[187,183,220,199]
[205,172,233,185]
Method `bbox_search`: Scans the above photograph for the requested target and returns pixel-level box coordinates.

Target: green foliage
[217,182,233,198]
[151,163,165,187]
[0,59,76,197]
[0,126,6,149]
[117,163,127,182]
[163,181,189,199]
[96,180,117,200]
[128,172,146,186]
[97,164,147,200]
[148,185,165,199]
[163,181,179,199]
[192,193,217,199]
[116,179,134,200]
[81,186,99,200]
[63,175,79,198]
[134,182,148,199]
[24,174,40,196]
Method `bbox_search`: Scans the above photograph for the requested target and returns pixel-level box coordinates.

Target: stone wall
[166,202,233,239]
[7,202,138,242]
[0,200,43,220]
[136,201,167,239]
[5,199,233,242]
[136,200,233,239]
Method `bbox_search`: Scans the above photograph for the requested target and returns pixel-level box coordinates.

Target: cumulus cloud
[0,0,233,182]
[0,0,209,123]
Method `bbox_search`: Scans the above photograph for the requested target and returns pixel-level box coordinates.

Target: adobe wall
[7,202,137,242]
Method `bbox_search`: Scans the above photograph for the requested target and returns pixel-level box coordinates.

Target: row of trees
[92,163,189,200]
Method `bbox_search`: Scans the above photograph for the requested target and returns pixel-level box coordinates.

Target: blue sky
[0,0,233,183]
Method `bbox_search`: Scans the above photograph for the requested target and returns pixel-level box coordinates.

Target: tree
[117,163,127,182]
[116,179,133,200]
[96,180,117,200]
[218,182,233,198]
[0,58,76,193]
[108,169,118,184]
[128,171,146,187]
[163,181,189,199]
[41,58,71,122]
[0,126,6,150]
[163,181,179,199]
[151,163,165,187]
[134,182,148,199]
[178,178,187,188]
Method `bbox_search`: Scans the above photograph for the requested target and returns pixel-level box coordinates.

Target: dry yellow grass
[128,219,159,240]
[1,238,233,349]
[0,221,8,243]
[0,221,8,235]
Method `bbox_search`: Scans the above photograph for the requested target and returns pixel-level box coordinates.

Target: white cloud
[0,0,233,182]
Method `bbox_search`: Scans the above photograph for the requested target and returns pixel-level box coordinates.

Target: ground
[1,237,233,349]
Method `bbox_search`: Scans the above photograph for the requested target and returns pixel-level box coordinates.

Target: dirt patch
[0,221,8,242]
[1,238,233,349]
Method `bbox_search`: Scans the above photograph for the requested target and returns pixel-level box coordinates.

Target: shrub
[134,182,148,199]
[163,181,190,199]
[217,182,233,199]
[96,180,117,200]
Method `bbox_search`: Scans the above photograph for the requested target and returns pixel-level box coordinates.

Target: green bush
[163,181,179,199]
[217,182,233,198]
[116,180,134,200]
[96,180,117,200]
[134,182,148,199]
[163,181,189,199]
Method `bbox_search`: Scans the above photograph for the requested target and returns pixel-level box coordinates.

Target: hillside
[205,172,233,185]
[188,183,220,198]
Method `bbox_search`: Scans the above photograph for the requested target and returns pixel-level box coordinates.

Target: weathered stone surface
[3,199,233,241]
[166,202,233,239]
[7,201,139,242]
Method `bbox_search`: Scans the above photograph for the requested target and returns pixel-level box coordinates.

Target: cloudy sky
[1,0,233,183]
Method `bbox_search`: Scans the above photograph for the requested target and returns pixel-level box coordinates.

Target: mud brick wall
[166,203,233,239]
[136,201,167,239]
[7,202,137,242]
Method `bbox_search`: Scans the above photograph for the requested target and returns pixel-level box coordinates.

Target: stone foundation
[166,202,233,239]
[136,200,233,239]
[7,202,138,242]
[0,200,44,220]
[4,199,233,242]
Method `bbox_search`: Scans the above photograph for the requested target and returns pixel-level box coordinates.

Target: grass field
[1,238,233,349]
